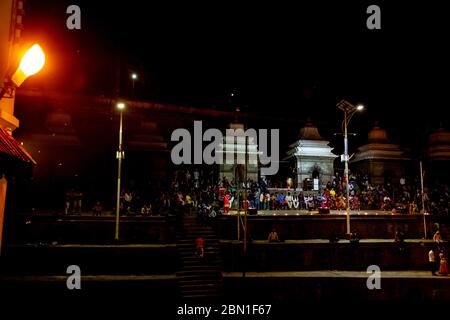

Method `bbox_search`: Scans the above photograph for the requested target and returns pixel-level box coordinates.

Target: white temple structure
[217,122,259,182]
[286,121,336,191]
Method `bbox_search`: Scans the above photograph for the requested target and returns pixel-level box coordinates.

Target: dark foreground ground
[1,273,449,320]
[1,212,449,318]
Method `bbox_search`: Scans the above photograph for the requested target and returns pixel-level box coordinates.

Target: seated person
[268,228,280,242]
[140,204,151,215]
[433,231,442,242]
[395,230,405,243]
[92,201,103,216]
[434,231,443,250]
[350,232,360,244]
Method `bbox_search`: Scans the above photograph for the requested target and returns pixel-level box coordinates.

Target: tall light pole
[115,102,125,241]
[420,160,427,239]
[337,100,364,236]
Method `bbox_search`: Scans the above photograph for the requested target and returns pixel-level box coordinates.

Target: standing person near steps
[439,249,449,275]
[195,235,205,258]
[429,249,438,276]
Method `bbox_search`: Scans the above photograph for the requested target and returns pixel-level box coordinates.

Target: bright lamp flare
[117,102,125,110]
[19,44,46,77]
[356,105,364,111]
[11,44,45,86]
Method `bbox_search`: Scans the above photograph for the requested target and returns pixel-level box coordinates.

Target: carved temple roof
[352,124,408,162]
[428,127,450,160]
[287,121,335,159]
[299,121,324,141]
[367,125,388,143]
[428,127,450,146]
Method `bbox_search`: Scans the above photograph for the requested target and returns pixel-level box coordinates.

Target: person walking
[195,236,205,258]
[223,193,230,214]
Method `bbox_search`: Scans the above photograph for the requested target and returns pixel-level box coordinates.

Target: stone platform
[216,210,432,240]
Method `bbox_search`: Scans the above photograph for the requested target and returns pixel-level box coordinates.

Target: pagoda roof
[298,121,324,141]
[352,124,409,162]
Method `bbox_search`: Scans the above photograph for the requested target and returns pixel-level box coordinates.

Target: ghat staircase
[175,214,224,301]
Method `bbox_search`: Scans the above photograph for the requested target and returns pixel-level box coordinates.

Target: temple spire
[299,119,324,140]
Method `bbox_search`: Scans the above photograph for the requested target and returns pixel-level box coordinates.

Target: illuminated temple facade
[286,121,336,191]
[217,122,259,182]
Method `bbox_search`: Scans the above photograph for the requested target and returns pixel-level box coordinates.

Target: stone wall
[215,214,432,240]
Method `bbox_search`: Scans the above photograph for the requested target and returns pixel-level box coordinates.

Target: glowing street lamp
[0,44,46,102]
[117,102,125,110]
[115,102,125,241]
[131,73,138,98]
[337,99,364,236]
[11,44,46,87]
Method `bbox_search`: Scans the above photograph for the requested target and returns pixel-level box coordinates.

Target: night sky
[18,1,450,150]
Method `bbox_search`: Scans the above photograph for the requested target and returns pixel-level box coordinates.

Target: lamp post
[337,100,364,236]
[420,160,427,239]
[115,102,125,241]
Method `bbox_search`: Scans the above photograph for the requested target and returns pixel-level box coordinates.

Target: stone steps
[175,214,224,300]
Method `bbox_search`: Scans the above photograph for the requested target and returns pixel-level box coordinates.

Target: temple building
[286,121,336,191]
[426,126,450,181]
[351,123,409,185]
[127,119,168,179]
[22,108,82,180]
[14,108,83,209]
[427,126,450,161]
[217,122,259,182]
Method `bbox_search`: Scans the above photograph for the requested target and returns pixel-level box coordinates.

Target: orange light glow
[11,44,46,86]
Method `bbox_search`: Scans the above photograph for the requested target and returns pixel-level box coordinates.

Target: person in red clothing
[195,236,205,258]
[439,249,448,275]
[223,193,230,214]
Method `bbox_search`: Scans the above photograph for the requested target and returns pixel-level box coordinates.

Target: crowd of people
[63,167,450,217]
[216,172,447,214]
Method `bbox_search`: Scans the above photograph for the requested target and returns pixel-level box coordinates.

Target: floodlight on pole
[337,99,364,237]
[115,102,126,241]
[130,73,138,98]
